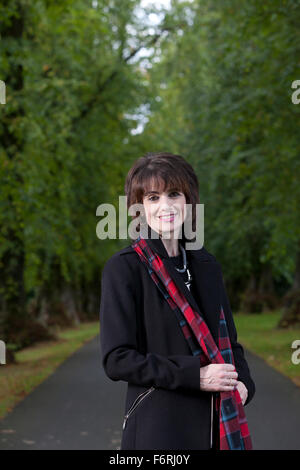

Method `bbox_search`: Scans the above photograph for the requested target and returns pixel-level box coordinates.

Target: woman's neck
[160,236,180,257]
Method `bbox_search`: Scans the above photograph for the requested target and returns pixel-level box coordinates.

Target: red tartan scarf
[132,234,253,450]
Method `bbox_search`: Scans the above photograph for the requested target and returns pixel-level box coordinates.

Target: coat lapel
[164,255,221,343]
[189,256,221,343]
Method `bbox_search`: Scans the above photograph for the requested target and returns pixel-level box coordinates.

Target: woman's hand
[200,363,238,392]
[236,380,248,405]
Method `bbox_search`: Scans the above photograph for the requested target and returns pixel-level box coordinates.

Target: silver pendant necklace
[175,244,192,291]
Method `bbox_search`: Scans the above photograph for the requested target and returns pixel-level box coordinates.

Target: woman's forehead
[144,177,181,194]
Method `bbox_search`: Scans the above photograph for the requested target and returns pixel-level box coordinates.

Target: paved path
[0,335,299,450]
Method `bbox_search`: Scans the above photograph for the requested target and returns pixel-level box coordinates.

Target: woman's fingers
[225,373,238,382]
[200,364,240,392]
[221,371,238,378]
[222,364,235,372]
[221,370,238,390]
[236,381,248,405]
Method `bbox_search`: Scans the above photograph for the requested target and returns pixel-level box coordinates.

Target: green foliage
[0,0,159,343]
[1,0,300,345]
[143,0,300,289]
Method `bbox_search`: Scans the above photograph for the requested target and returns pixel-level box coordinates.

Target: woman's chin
[159,225,183,238]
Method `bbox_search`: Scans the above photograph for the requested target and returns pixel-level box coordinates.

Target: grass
[234,311,300,387]
[0,321,99,420]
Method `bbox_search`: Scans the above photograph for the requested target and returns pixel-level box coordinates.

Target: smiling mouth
[158,214,176,221]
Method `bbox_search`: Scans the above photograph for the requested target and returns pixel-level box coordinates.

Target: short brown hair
[124,152,200,238]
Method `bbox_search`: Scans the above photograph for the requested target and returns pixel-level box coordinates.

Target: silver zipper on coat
[210,393,214,449]
[123,386,155,430]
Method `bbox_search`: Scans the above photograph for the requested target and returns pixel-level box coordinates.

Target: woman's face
[142,187,186,238]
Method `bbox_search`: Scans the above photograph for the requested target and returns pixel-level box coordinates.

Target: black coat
[99,233,255,450]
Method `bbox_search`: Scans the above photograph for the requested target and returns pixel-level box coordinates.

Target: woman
[99,152,255,450]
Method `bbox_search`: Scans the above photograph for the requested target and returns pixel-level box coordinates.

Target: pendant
[185,267,192,291]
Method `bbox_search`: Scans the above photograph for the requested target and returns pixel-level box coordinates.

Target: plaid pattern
[132,235,253,450]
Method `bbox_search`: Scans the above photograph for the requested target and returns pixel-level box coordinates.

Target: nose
[159,194,174,211]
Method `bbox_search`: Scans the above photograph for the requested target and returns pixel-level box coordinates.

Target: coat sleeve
[99,254,201,391]
[218,263,256,406]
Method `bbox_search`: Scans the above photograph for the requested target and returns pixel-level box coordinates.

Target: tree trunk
[278,242,300,328]
[239,264,279,314]
[257,263,279,311]
[59,286,80,326]
[239,274,261,313]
